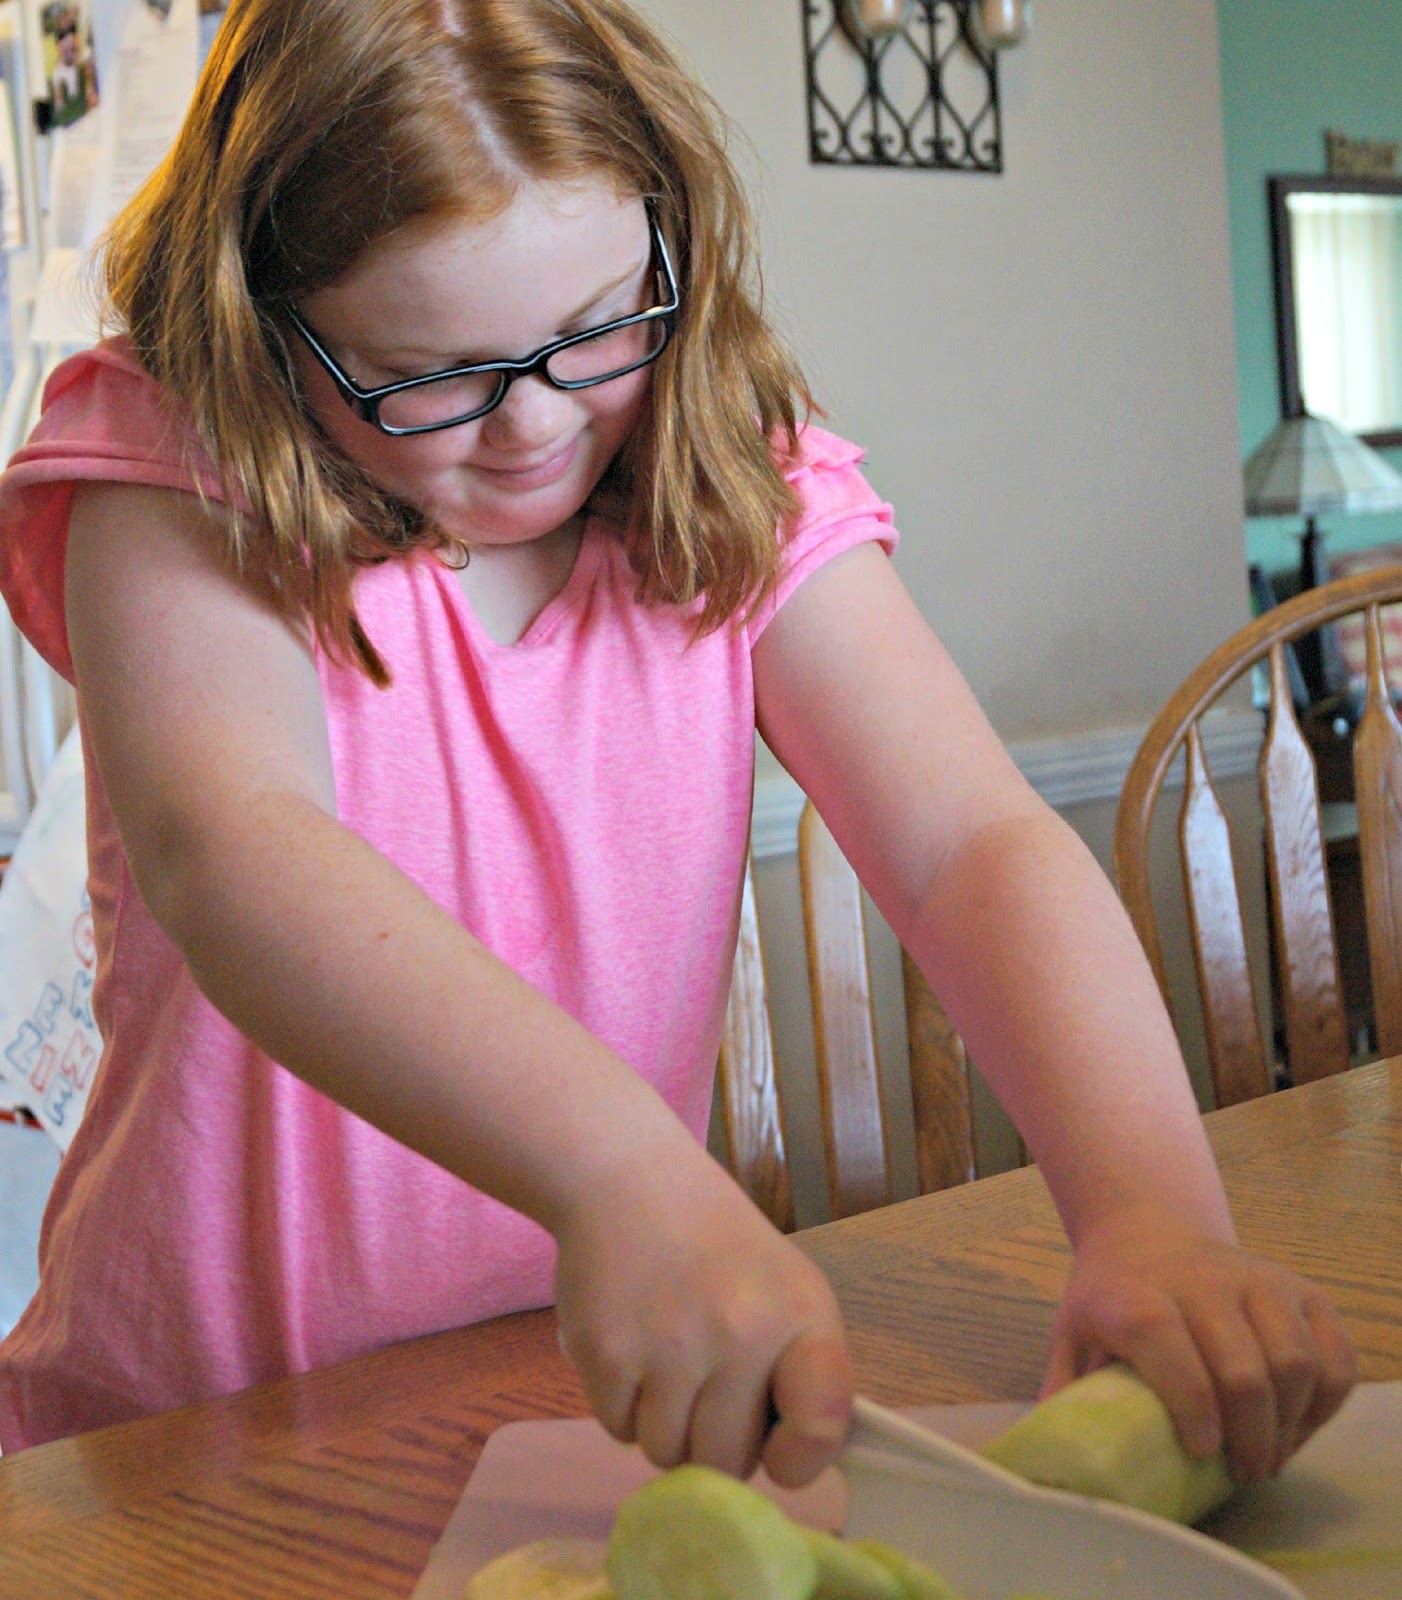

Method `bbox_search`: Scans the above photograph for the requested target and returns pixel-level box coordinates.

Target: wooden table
[2,1060,1398,1599]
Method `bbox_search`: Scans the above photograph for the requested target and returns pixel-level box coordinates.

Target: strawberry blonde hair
[101,0,813,683]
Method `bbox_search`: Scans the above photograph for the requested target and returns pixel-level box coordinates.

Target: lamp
[1244,411,1402,566]
[1244,411,1402,698]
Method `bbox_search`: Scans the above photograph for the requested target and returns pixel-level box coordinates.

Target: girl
[0,0,1355,1484]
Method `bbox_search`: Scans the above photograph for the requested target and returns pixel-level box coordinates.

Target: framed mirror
[1269,173,1402,448]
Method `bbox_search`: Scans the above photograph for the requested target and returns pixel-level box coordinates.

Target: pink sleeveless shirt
[0,340,895,1451]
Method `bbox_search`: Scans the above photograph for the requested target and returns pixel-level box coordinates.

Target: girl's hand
[552,1149,853,1487]
[1043,1208,1358,1484]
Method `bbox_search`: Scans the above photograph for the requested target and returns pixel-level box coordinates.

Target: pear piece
[465,1536,613,1600]
[801,1528,910,1599]
[847,1538,963,1600]
[606,1464,819,1600]
[982,1363,1235,1524]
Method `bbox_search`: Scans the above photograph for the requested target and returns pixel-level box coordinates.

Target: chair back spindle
[902,947,977,1191]
[798,802,891,1220]
[1117,565,1402,1105]
[719,801,976,1229]
[1260,643,1350,1084]
[1180,724,1271,1106]
[715,859,795,1233]
[1354,603,1402,1057]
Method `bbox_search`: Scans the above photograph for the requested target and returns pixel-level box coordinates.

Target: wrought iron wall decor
[802,1,1003,172]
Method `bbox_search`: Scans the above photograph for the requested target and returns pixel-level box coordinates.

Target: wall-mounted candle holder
[802,0,1005,172]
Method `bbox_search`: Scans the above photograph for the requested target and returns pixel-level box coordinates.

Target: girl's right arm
[64,482,852,1484]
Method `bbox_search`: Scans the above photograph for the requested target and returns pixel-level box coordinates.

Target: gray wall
[636,0,1248,737]
[633,2,1259,1225]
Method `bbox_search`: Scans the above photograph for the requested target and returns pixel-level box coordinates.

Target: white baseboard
[0,710,1263,866]
[752,706,1263,861]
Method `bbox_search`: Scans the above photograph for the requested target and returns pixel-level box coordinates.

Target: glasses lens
[378,370,502,431]
[546,317,668,387]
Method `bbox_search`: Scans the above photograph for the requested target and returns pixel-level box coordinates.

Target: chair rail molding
[752,706,1265,860]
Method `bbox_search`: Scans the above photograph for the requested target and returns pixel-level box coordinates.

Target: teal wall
[1219,0,1402,579]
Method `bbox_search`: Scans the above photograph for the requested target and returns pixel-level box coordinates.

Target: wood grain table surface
[1,1058,1398,1599]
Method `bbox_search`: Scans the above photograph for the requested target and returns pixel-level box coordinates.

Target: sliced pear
[846,1538,962,1600]
[981,1363,1235,1524]
[465,1536,613,1600]
[605,1464,818,1600]
[801,1528,908,1599]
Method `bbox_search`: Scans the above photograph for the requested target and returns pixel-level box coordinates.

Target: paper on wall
[30,108,105,343]
[85,0,197,239]
[45,106,103,251]
[29,242,102,343]
[30,0,200,347]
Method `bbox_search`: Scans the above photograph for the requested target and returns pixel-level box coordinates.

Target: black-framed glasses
[285,204,680,437]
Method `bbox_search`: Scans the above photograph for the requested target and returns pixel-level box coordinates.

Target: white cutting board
[411,1382,1402,1599]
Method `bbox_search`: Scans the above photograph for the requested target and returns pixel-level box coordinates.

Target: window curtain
[1290,193,1402,434]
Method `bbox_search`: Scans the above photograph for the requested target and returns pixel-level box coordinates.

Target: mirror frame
[1269,172,1402,449]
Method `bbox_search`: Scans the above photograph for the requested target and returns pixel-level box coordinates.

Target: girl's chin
[426,476,598,542]
[428,498,586,547]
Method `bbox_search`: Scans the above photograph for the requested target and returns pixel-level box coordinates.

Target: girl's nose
[479,374,577,451]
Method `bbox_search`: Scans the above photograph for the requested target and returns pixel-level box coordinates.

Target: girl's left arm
[752,542,1357,1484]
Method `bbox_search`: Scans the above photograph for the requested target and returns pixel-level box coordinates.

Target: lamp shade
[1244,413,1402,517]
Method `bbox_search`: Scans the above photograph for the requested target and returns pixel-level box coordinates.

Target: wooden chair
[1114,563,1402,1109]
[714,799,976,1231]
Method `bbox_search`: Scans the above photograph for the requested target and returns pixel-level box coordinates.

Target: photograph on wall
[0,1,26,248]
[37,1,98,128]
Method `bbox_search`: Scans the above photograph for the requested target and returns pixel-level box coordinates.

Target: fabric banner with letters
[0,726,98,1149]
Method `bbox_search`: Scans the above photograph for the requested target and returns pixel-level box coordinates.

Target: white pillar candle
[850,0,909,38]
[979,0,1031,48]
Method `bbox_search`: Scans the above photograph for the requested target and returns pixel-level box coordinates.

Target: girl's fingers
[1194,1280,1358,1481]
[1242,1285,1326,1473]
[760,1330,854,1488]
[557,1320,642,1444]
[1038,1317,1120,1400]
[583,1371,640,1444]
[625,1306,721,1467]
[1036,1330,1086,1400]
[632,1364,704,1470]
[1048,1238,1359,1488]
[1105,1304,1226,1463]
[1298,1293,1360,1438]
[1183,1302,1276,1483]
[685,1360,773,1481]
